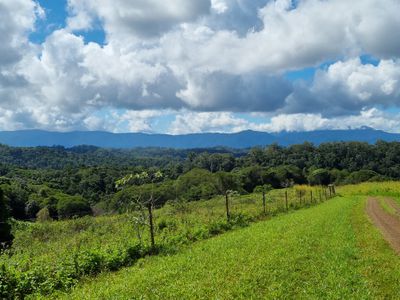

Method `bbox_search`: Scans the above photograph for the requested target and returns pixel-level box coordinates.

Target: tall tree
[0,188,13,248]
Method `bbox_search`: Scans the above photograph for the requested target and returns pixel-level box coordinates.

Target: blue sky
[0,0,399,134]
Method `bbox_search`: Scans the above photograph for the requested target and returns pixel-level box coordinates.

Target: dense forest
[1,140,399,222]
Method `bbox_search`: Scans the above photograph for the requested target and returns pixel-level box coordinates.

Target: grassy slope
[3,188,317,279]
[50,195,400,300]
[1,187,330,298]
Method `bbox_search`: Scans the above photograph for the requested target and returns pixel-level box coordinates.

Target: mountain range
[0,128,399,149]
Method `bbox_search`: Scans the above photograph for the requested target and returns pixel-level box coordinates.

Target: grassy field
[50,194,400,299]
[0,186,327,298]
[2,182,400,298]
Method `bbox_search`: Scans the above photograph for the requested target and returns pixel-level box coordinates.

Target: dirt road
[366,198,400,254]
[385,198,400,216]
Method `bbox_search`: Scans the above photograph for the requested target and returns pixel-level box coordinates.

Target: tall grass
[337,181,400,199]
[54,195,400,299]
[0,186,329,298]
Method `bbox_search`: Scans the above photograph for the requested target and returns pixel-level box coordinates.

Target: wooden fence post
[225,191,231,222]
[262,190,266,215]
[285,190,288,211]
[147,202,155,251]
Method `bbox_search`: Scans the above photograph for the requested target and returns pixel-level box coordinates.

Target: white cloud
[67,0,211,38]
[315,58,400,105]
[283,58,400,116]
[169,111,248,134]
[257,108,400,133]
[1,0,400,133]
[168,108,400,134]
[83,109,166,133]
[211,0,228,14]
[0,0,39,65]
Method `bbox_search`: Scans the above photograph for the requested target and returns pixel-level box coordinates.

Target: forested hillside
[1,141,400,221]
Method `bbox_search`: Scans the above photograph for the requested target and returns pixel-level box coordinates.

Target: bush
[0,264,17,298]
[345,170,380,184]
[36,207,52,222]
[56,196,92,219]
[208,220,232,235]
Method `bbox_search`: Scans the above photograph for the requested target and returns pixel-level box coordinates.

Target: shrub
[345,170,380,184]
[56,196,92,219]
[208,220,232,235]
[36,207,52,222]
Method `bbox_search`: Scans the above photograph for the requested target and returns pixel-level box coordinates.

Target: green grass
[0,187,326,298]
[351,197,400,298]
[4,182,400,298]
[377,197,397,215]
[49,194,400,299]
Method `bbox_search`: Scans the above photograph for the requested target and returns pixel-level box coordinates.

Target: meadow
[2,182,400,299]
[0,186,328,298]
[52,195,400,299]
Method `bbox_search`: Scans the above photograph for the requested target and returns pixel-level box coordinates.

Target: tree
[56,195,92,219]
[238,166,267,193]
[176,168,217,201]
[116,171,163,251]
[307,169,331,186]
[0,188,13,248]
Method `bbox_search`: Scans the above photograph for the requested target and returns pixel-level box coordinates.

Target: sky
[0,0,400,134]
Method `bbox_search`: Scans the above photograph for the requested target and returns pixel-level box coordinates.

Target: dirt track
[366,198,400,254]
[385,198,400,216]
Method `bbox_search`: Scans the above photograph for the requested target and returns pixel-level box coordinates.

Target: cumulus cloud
[0,0,41,65]
[284,58,400,116]
[169,111,248,134]
[67,0,211,38]
[255,109,400,133]
[176,71,292,112]
[169,108,400,134]
[83,109,166,133]
[1,0,400,133]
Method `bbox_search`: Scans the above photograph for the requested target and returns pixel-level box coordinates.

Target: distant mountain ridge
[0,128,399,149]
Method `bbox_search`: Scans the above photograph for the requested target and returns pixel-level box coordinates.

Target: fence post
[225,191,230,222]
[262,190,266,215]
[147,202,155,251]
[285,190,288,211]
[310,190,313,204]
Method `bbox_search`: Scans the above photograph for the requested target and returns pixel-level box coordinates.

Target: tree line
[0,141,399,223]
